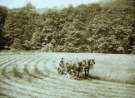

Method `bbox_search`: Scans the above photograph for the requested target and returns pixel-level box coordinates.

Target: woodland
[0,0,135,53]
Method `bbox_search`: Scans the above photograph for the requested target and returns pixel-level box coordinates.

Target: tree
[30,31,42,49]
[0,6,8,49]
[4,4,38,49]
[10,38,23,50]
[2,0,135,54]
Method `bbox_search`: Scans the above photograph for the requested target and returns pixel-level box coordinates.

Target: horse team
[57,58,95,79]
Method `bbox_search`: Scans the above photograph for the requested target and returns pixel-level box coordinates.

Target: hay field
[0,52,135,98]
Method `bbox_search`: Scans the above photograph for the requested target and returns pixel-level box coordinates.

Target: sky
[0,0,100,9]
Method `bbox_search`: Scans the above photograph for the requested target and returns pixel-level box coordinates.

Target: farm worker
[76,61,83,77]
[65,62,70,73]
[59,58,64,67]
[58,58,65,74]
[84,59,95,77]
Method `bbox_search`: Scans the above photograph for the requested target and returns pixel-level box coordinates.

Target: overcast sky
[0,0,100,8]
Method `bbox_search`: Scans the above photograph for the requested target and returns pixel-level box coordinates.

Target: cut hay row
[0,74,135,98]
[0,56,16,66]
[1,71,135,98]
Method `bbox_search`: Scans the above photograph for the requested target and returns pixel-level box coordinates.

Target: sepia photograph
[0,0,135,98]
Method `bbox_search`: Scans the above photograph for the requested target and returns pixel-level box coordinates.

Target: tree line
[0,0,135,53]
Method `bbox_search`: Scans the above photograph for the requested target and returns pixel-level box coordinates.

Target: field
[0,52,135,98]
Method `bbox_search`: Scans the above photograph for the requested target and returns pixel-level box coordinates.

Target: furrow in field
[0,78,86,98]
[23,56,47,79]
[1,72,135,98]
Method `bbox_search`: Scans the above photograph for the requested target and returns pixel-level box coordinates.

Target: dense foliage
[0,6,8,49]
[0,0,135,53]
